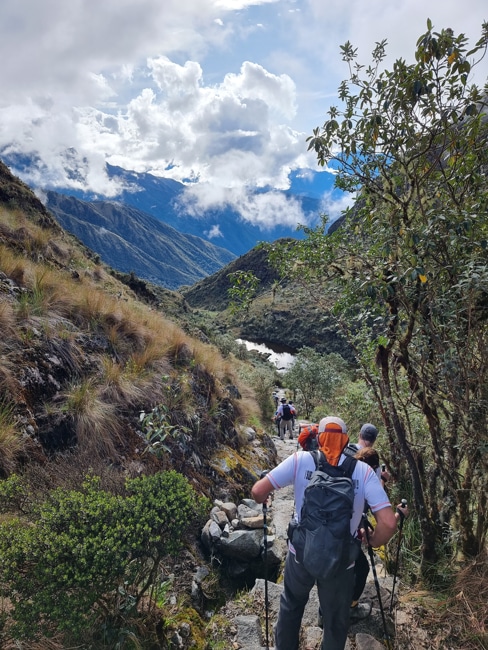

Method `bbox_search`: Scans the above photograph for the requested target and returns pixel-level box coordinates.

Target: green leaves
[284,347,350,418]
[0,471,207,641]
[139,400,188,457]
[227,269,260,314]
[297,20,488,563]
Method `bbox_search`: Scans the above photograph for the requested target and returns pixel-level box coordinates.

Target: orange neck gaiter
[317,425,349,466]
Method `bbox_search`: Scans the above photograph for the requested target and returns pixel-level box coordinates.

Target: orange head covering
[317,416,349,466]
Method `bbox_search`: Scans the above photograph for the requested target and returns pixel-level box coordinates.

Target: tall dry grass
[61,379,122,459]
[1,203,262,473]
[0,399,25,477]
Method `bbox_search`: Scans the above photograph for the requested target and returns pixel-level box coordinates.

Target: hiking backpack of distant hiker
[298,424,319,451]
[343,443,359,458]
[287,451,359,581]
[281,403,293,421]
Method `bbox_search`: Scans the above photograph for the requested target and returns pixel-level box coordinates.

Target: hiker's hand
[395,500,409,521]
[252,471,274,504]
[380,468,391,483]
[359,517,374,543]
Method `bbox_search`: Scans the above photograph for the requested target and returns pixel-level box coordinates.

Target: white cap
[318,416,347,433]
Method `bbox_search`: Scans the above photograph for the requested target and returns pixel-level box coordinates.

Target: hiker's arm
[252,476,274,504]
[367,506,397,547]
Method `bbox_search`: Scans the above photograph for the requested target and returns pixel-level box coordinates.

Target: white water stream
[236,339,295,372]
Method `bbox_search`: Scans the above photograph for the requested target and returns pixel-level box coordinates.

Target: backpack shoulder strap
[310,450,357,477]
[340,454,358,478]
[310,450,321,469]
[310,449,335,474]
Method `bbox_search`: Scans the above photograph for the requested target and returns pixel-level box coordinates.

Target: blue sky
[0,0,486,230]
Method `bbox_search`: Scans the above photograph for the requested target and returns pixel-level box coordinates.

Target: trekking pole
[362,514,392,650]
[260,471,271,650]
[389,499,408,614]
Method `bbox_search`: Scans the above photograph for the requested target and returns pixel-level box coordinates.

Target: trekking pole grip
[396,499,408,522]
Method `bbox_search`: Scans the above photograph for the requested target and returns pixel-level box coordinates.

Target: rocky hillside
[0,156,278,507]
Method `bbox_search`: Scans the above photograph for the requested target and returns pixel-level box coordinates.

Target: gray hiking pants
[279,419,293,439]
[274,551,354,650]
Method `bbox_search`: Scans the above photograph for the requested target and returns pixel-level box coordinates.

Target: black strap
[310,450,357,477]
[340,454,358,477]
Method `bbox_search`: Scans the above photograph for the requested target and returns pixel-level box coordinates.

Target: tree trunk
[376,345,438,567]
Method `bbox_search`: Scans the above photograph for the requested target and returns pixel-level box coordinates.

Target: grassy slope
[0,158,276,496]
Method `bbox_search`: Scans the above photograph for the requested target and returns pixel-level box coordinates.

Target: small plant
[139,404,188,457]
[0,474,30,514]
[228,270,260,314]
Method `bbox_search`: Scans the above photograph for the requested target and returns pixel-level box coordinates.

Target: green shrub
[0,473,29,513]
[0,471,208,641]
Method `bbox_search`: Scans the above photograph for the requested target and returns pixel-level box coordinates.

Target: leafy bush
[0,471,209,642]
[139,403,189,457]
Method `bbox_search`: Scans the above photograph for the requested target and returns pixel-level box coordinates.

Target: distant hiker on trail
[346,423,391,485]
[297,422,319,451]
[272,391,279,408]
[275,398,296,440]
[288,400,297,432]
[252,416,399,650]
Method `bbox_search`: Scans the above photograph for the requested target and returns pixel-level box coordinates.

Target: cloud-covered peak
[1,0,486,230]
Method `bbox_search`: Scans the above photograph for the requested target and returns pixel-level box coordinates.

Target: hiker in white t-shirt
[252,416,401,650]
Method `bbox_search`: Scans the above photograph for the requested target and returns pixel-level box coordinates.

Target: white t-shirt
[266,450,391,536]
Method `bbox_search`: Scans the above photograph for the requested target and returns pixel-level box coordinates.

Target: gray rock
[238,503,262,520]
[220,501,238,521]
[234,615,263,647]
[201,519,222,550]
[193,566,210,584]
[241,498,263,511]
[179,622,191,638]
[218,529,263,559]
[211,509,229,528]
[355,632,386,649]
[240,514,264,529]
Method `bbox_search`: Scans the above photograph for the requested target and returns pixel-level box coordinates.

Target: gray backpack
[288,451,359,580]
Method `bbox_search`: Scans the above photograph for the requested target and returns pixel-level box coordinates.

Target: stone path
[236,430,405,650]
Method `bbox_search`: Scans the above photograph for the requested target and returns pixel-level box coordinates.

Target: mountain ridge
[46,190,236,290]
[3,154,338,257]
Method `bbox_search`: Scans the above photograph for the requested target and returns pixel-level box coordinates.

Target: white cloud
[0,0,486,230]
[320,191,355,226]
[213,0,278,9]
[205,224,224,238]
[181,182,307,229]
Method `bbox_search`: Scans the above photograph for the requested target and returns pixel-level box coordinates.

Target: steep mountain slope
[97,164,331,256]
[180,242,283,311]
[0,158,273,491]
[46,190,236,290]
[0,158,283,648]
